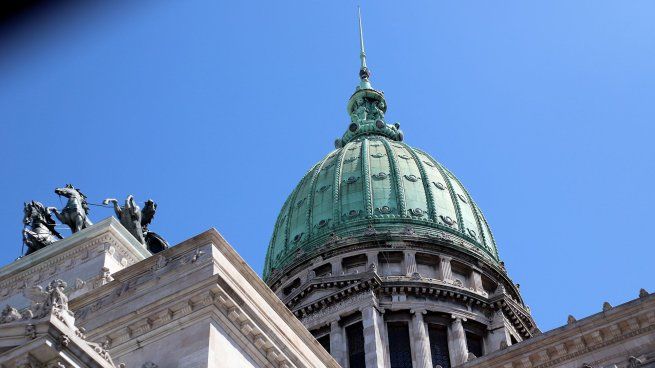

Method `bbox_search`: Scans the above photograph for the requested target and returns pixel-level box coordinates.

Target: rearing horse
[23,201,62,255]
[48,184,93,233]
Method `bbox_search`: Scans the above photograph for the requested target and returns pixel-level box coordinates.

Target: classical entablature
[0,218,150,311]
[0,220,339,368]
[0,279,115,368]
[461,291,655,368]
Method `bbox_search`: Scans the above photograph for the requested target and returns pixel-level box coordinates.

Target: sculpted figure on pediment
[104,195,169,254]
[23,200,62,255]
[0,304,22,323]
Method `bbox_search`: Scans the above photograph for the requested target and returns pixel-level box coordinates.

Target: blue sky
[0,1,653,332]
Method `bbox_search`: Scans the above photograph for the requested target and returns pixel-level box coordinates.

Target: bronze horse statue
[48,184,92,233]
[23,201,63,255]
[103,195,169,254]
[103,195,145,244]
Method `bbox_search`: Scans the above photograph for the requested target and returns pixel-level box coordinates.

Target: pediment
[297,287,339,305]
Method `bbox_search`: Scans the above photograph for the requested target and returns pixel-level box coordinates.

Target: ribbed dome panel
[263,136,499,280]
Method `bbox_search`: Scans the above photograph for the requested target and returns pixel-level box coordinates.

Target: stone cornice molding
[490,295,537,338]
[285,271,381,311]
[87,279,295,368]
[71,229,339,368]
[0,218,149,300]
[268,237,526,309]
[267,229,507,285]
[461,293,655,368]
[300,291,375,330]
[0,306,115,367]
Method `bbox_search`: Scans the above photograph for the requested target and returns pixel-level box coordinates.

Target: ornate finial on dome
[357,6,372,89]
[335,8,403,147]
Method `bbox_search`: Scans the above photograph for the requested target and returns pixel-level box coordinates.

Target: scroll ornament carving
[2,280,73,333]
[628,356,644,367]
[0,305,22,323]
[8,279,116,365]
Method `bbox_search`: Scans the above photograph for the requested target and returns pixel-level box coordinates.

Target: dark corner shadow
[0,0,148,72]
[0,0,79,35]
[0,0,145,45]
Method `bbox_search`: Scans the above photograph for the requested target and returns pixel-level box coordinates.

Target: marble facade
[0,219,653,368]
[0,219,339,368]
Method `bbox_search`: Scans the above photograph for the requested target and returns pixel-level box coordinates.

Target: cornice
[0,218,149,297]
[462,293,655,368]
[71,228,339,368]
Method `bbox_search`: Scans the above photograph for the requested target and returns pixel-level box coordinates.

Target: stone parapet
[70,228,339,368]
[460,292,655,368]
[0,218,150,310]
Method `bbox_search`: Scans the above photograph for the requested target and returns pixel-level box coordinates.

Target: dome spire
[357,6,372,89]
[336,7,403,148]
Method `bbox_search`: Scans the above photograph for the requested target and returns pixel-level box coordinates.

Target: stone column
[378,309,391,366]
[448,316,469,366]
[471,269,484,293]
[329,319,347,367]
[411,309,432,368]
[405,251,418,276]
[361,306,386,368]
[439,256,453,281]
[331,259,342,276]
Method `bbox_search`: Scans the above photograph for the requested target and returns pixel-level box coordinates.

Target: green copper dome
[263,132,500,280]
[263,27,499,281]
[263,92,500,280]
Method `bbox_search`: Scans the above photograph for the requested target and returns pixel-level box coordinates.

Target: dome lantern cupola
[336,7,403,148]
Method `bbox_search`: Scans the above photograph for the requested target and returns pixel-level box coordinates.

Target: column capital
[451,314,468,323]
[358,305,373,313]
[440,255,453,261]
[328,317,341,327]
[410,308,427,315]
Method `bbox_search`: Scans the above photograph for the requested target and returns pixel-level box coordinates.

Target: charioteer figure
[22,201,62,255]
[103,195,169,254]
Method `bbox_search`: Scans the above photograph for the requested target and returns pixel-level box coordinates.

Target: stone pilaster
[411,309,432,368]
[439,256,453,281]
[361,306,385,368]
[367,252,379,272]
[331,259,343,276]
[448,316,469,366]
[471,269,484,293]
[329,319,347,367]
[405,251,417,276]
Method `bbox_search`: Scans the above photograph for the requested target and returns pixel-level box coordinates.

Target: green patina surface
[263,87,499,281]
[263,22,499,280]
